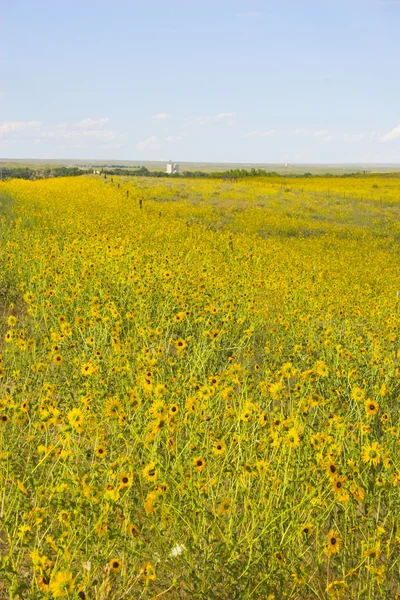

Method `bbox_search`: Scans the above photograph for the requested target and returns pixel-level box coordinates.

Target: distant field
[1,157,400,175]
[0,174,399,599]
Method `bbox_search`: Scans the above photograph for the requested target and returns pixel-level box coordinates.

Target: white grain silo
[166,160,179,174]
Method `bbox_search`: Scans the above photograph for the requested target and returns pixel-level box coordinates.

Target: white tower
[166,160,179,174]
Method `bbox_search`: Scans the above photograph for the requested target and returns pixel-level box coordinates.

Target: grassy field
[0,174,400,599]
[2,158,400,174]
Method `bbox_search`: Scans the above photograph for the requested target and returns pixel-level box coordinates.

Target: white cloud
[152,113,169,120]
[313,129,330,138]
[40,128,117,141]
[320,135,337,143]
[242,130,280,138]
[0,120,41,135]
[98,143,122,149]
[343,132,377,143]
[380,125,400,142]
[241,128,381,144]
[82,130,117,140]
[196,112,236,125]
[77,118,110,128]
[165,134,185,142]
[136,136,161,150]
[0,119,119,146]
[242,128,318,138]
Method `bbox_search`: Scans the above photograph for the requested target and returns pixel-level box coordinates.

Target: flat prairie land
[2,157,400,173]
[0,175,399,599]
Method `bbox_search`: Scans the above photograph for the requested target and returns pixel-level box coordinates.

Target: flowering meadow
[0,174,400,599]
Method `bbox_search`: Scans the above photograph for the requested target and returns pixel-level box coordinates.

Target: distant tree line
[100,167,384,180]
[101,167,306,179]
[96,164,141,169]
[2,165,399,182]
[0,166,91,181]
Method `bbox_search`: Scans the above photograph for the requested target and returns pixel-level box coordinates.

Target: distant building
[166,160,179,174]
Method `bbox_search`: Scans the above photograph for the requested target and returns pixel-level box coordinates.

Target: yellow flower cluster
[0,173,399,598]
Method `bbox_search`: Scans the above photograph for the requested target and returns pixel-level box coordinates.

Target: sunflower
[221,387,234,401]
[127,522,140,537]
[142,562,156,584]
[240,409,252,422]
[53,354,63,365]
[326,580,347,596]
[351,386,365,402]
[20,400,29,412]
[166,437,175,451]
[153,383,167,397]
[326,461,338,478]
[209,329,220,340]
[156,482,169,495]
[212,439,226,455]
[144,490,159,514]
[285,428,300,448]
[269,381,284,399]
[351,485,365,502]
[218,498,232,514]
[142,463,158,482]
[109,558,121,573]
[193,456,206,472]
[95,445,106,458]
[362,441,382,466]
[81,362,95,376]
[129,393,142,410]
[271,416,282,430]
[175,338,187,351]
[36,573,50,592]
[243,463,253,476]
[363,541,380,559]
[67,407,84,431]
[380,412,389,425]
[254,459,269,473]
[325,529,341,556]
[149,400,167,420]
[49,570,75,597]
[331,475,346,495]
[105,397,123,418]
[119,473,133,488]
[314,360,329,377]
[169,403,179,416]
[258,412,268,427]
[300,523,313,536]
[365,399,379,417]
[7,315,17,327]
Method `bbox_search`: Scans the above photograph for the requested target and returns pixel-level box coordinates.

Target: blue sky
[1,0,400,163]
